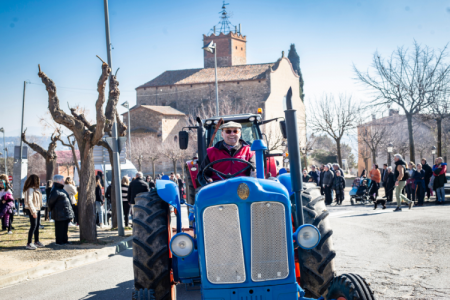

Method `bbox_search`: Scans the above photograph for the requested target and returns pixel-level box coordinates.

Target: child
[0,180,14,234]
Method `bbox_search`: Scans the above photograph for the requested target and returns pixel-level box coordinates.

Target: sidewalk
[0,216,133,288]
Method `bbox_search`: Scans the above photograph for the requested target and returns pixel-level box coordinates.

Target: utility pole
[103,0,113,76]
[19,81,27,168]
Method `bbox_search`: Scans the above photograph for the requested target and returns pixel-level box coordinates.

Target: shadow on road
[79,280,134,300]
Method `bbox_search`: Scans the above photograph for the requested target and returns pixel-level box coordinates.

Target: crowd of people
[304,163,346,205]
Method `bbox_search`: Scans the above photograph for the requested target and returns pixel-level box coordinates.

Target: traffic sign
[8,175,12,182]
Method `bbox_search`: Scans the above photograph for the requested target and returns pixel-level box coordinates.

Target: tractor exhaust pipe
[284,87,304,226]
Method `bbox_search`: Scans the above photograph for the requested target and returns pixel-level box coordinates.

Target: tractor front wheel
[132,189,174,300]
[326,273,375,300]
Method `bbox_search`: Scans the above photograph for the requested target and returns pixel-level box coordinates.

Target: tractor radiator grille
[251,202,289,282]
[203,204,246,284]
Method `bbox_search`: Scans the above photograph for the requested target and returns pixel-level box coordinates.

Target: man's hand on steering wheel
[201,158,255,185]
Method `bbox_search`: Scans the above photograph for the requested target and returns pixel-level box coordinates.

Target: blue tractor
[132,88,375,300]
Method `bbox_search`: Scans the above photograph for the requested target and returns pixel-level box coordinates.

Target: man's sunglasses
[224,129,240,134]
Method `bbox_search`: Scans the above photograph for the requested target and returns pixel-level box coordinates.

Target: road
[1,202,449,299]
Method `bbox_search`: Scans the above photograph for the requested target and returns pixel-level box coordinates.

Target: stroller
[349,177,372,205]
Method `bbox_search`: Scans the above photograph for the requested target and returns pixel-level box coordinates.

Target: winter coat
[433,163,447,190]
[322,170,334,187]
[128,177,150,205]
[95,185,103,203]
[64,184,77,205]
[302,174,311,182]
[105,185,112,201]
[332,176,345,194]
[413,169,426,190]
[122,184,129,202]
[308,171,319,184]
[24,187,43,216]
[0,192,15,219]
[422,163,433,181]
[386,172,395,191]
[48,182,74,221]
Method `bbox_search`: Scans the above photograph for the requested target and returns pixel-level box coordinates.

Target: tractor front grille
[203,204,246,284]
[251,202,289,281]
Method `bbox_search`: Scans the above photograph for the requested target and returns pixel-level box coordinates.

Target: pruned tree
[160,139,182,175]
[130,136,161,178]
[354,41,450,162]
[299,133,317,170]
[308,94,360,167]
[358,123,389,165]
[37,57,126,241]
[22,128,61,181]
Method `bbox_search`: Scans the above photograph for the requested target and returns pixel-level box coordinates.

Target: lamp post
[202,41,219,116]
[0,128,6,175]
[121,101,132,157]
[387,142,393,167]
[432,146,437,163]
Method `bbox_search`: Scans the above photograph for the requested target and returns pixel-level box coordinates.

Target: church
[124,5,306,173]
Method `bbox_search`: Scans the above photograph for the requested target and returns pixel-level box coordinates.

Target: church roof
[136,63,275,89]
[128,105,186,116]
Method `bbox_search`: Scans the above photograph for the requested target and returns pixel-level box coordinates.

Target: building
[30,150,80,183]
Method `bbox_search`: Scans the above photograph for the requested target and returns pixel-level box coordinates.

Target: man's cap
[219,121,242,130]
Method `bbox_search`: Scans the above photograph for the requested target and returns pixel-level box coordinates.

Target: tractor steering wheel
[200,158,255,185]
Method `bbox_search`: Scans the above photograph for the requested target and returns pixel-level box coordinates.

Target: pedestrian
[95,175,105,228]
[332,170,345,205]
[0,180,14,233]
[121,176,131,227]
[319,165,326,195]
[176,174,184,197]
[45,180,53,221]
[381,164,388,195]
[393,154,414,212]
[302,170,311,183]
[64,177,78,227]
[308,165,319,184]
[406,162,417,203]
[145,175,155,189]
[385,166,395,202]
[128,172,150,219]
[432,157,447,204]
[421,158,433,201]
[0,174,15,223]
[48,175,74,245]
[369,164,381,201]
[414,163,426,206]
[105,184,112,212]
[23,175,44,249]
[322,164,334,205]
[332,164,344,177]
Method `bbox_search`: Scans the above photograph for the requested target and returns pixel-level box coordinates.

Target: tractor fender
[156,179,182,232]
[278,173,293,196]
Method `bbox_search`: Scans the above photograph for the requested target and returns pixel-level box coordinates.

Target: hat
[219,121,242,130]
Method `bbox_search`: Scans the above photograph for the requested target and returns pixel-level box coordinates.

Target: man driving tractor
[200,121,255,182]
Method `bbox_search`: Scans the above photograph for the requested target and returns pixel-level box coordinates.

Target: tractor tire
[298,183,336,298]
[132,189,174,300]
[326,273,376,300]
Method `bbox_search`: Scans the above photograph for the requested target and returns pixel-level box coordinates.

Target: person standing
[421,158,433,201]
[332,170,345,205]
[45,180,53,221]
[369,164,381,202]
[414,163,426,206]
[322,164,334,205]
[302,170,311,183]
[23,175,44,250]
[176,174,184,198]
[95,176,104,228]
[433,157,447,204]
[385,167,395,202]
[393,154,414,211]
[332,164,344,177]
[406,162,417,203]
[128,172,150,218]
[308,165,319,184]
[145,175,155,189]
[64,177,78,227]
[121,176,131,227]
[319,165,325,195]
[48,175,74,245]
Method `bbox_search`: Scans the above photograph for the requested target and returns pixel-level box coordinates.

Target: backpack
[402,167,410,180]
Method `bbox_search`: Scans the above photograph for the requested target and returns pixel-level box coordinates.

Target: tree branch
[22,128,48,158]
[91,58,111,145]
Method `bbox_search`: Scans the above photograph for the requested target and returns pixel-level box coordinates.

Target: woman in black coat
[385,167,396,202]
[332,170,345,205]
[48,175,74,245]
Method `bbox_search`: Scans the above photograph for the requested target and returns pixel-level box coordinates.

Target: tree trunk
[437,117,442,157]
[336,138,343,167]
[406,114,415,162]
[77,145,97,242]
[45,159,56,182]
[371,148,377,165]
[173,160,177,175]
[364,158,369,172]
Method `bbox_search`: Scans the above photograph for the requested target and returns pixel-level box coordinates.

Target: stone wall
[203,32,246,68]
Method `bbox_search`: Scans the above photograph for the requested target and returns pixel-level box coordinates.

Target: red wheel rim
[337,297,347,300]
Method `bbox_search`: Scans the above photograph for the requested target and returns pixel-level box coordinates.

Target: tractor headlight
[294,224,321,250]
[170,233,194,258]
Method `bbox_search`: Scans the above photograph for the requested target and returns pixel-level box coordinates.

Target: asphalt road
[2,201,449,299]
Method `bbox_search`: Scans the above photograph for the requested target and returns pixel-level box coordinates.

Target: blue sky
[1,0,449,137]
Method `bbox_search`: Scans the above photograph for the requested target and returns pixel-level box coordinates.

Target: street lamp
[202,41,219,116]
[432,146,437,163]
[121,101,132,158]
[0,128,7,175]
[387,142,393,166]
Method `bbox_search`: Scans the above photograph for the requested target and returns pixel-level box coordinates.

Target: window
[208,121,261,146]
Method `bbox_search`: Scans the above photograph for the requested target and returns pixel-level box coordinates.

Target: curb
[0,236,133,289]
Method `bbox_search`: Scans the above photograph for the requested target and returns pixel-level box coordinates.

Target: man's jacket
[48,182,74,221]
[128,178,150,205]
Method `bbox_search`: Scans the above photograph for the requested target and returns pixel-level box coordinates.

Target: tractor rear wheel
[132,189,174,300]
[326,273,375,300]
[298,184,336,298]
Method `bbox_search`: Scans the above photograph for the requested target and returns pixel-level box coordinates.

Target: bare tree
[130,136,161,178]
[28,153,46,178]
[354,42,450,162]
[300,133,317,170]
[358,123,389,165]
[37,57,126,242]
[22,128,61,181]
[160,139,182,175]
[308,94,360,167]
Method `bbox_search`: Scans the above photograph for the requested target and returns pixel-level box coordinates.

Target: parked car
[444,173,450,194]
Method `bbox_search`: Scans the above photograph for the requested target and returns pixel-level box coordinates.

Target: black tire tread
[326,273,375,300]
[133,189,172,300]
